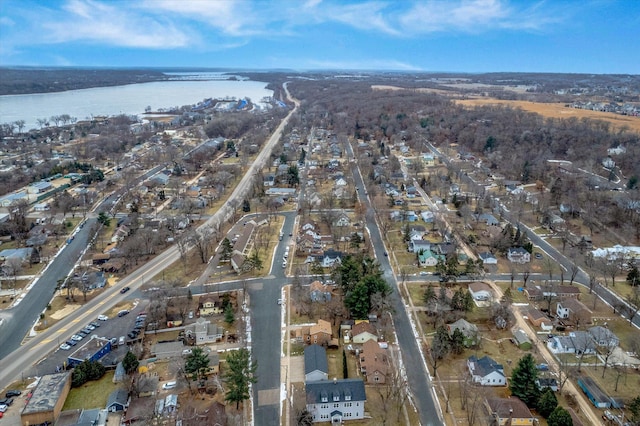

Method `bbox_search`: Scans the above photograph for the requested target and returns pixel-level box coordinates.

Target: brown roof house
[486,397,535,425]
[359,340,389,384]
[198,294,223,317]
[350,321,378,344]
[556,299,592,326]
[307,319,332,346]
[526,307,553,331]
[309,280,332,303]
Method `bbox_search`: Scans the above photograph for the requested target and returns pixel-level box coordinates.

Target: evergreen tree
[185,347,210,386]
[220,237,233,261]
[627,264,640,286]
[224,303,235,325]
[509,353,540,407]
[628,395,640,424]
[547,406,572,426]
[224,348,257,409]
[537,388,558,418]
[451,328,466,354]
[123,351,139,375]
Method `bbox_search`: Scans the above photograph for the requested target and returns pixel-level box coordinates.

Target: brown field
[455,99,640,133]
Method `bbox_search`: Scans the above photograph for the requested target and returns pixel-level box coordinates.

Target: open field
[455,99,640,133]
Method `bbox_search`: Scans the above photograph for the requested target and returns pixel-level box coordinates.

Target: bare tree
[375,366,409,426]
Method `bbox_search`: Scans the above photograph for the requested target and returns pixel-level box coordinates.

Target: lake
[0,77,273,131]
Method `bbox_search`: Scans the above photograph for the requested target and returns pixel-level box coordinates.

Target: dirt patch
[50,303,82,319]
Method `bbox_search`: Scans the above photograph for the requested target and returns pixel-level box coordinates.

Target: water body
[0,75,273,131]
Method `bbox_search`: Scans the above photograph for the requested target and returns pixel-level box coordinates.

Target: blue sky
[0,0,638,73]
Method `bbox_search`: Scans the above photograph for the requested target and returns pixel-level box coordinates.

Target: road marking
[71,319,80,323]
[59,328,67,332]
[42,339,52,343]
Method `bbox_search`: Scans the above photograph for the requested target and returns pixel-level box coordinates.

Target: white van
[118,336,125,346]
[162,381,177,390]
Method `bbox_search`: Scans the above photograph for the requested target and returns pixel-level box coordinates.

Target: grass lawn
[580,364,640,403]
[63,371,117,410]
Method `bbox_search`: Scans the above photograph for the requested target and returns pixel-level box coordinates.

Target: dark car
[118,310,129,317]
[77,330,88,337]
[65,340,77,346]
[127,332,137,339]
[5,390,20,398]
[120,286,130,294]
[383,251,388,257]
[0,398,13,406]
[90,321,100,328]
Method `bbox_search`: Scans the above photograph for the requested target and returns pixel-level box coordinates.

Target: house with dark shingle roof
[467,355,506,386]
[306,379,366,423]
[106,388,129,412]
[304,344,329,382]
[588,326,619,348]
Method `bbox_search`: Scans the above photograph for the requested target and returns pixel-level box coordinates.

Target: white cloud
[44,0,192,48]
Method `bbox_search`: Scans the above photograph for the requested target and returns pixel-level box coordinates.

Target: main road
[345,141,443,425]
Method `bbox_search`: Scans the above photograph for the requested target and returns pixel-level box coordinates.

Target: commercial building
[67,336,112,367]
[21,372,71,426]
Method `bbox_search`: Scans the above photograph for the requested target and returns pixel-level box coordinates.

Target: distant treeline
[0,68,169,95]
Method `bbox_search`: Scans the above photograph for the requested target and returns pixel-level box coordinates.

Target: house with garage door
[304,344,329,382]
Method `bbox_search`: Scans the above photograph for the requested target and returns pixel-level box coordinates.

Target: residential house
[263,173,275,187]
[524,284,581,301]
[333,212,351,227]
[588,326,619,348]
[468,282,493,301]
[526,308,553,331]
[185,318,225,345]
[305,379,366,423]
[446,319,479,347]
[334,177,347,187]
[421,211,435,223]
[507,247,530,263]
[418,249,443,267]
[304,344,329,382]
[106,388,129,412]
[486,397,534,425]
[556,299,592,325]
[308,319,332,346]
[467,355,506,386]
[309,281,332,303]
[474,213,500,226]
[230,253,245,273]
[512,329,532,350]
[321,249,343,268]
[408,239,431,254]
[536,378,559,392]
[111,225,130,243]
[478,252,498,265]
[359,340,389,384]
[406,186,417,198]
[547,332,596,355]
[198,294,224,316]
[350,321,378,344]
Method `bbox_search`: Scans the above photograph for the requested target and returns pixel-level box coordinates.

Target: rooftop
[22,372,71,415]
[306,379,366,404]
[304,344,328,376]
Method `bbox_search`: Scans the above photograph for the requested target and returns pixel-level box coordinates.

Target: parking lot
[27,304,149,378]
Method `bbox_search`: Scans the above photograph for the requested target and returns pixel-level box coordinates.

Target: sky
[0,0,638,74]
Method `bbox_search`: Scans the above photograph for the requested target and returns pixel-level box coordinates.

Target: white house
[507,247,531,263]
[546,332,596,355]
[468,282,493,301]
[335,177,347,187]
[478,252,498,265]
[321,249,343,268]
[333,213,351,227]
[588,326,619,348]
[306,379,366,423]
[467,355,506,386]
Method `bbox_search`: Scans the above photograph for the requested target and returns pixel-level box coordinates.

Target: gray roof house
[106,388,129,412]
[467,355,506,386]
[304,344,329,382]
[588,326,619,348]
[306,379,366,423]
[446,319,479,347]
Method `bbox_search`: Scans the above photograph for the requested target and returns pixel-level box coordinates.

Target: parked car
[77,330,88,337]
[60,343,71,350]
[71,334,83,341]
[535,252,543,259]
[120,286,130,294]
[277,299,283,305]
[5,390,21,398]
[118,310,129,317]
[0,398,13,406]
[162,381,177,390]
[0,405,8,413]
[65,340,77,347]
[90,321,100,328]
[537,363,549,371]
[97,315,109,321]
[86,324,96,331]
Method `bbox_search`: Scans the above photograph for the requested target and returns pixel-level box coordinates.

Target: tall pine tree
[509,353,540,407]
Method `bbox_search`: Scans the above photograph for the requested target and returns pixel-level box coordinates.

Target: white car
[60,343,71,350]
[162,381,177,390]
[71,334,83,341]
[97,315,109,321]
[0,404,8,413]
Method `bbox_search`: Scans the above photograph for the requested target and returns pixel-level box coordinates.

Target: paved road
[346,141,443,426]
